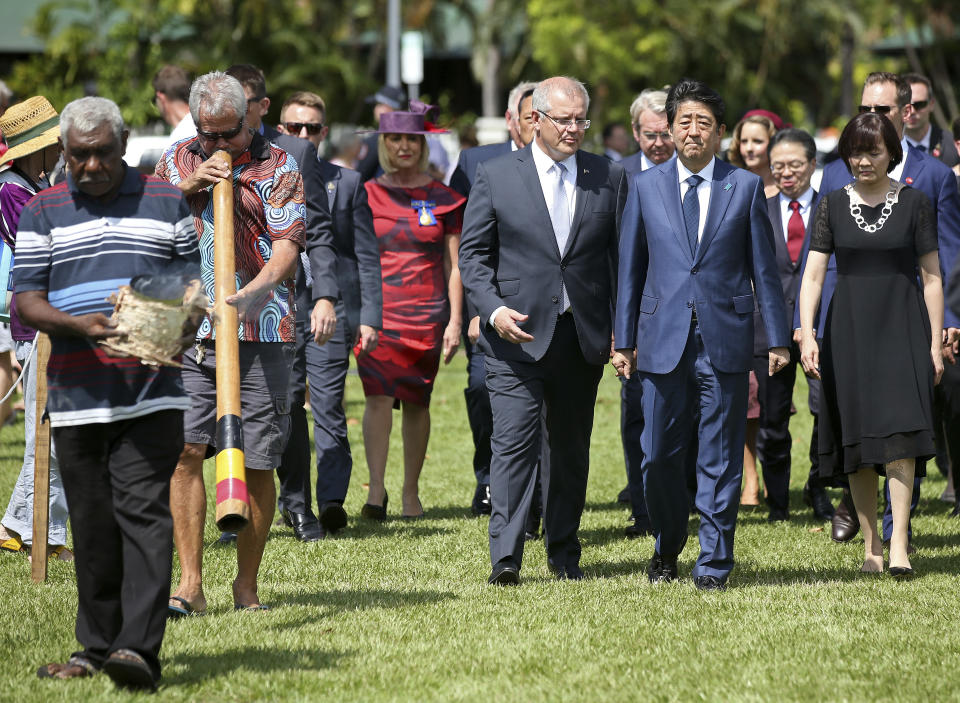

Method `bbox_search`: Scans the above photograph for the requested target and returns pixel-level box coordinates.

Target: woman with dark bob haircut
[798,111,944,578]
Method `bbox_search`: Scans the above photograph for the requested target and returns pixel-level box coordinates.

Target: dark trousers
[485,314,602,571]
[640,321,748,581]
[278,292,352,514]
[54,410,182,680]
[752,345,801,514]
[463,337,492,486]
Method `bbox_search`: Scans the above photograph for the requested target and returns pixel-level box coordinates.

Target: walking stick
[31,333,51,582]
[212,151,251,532]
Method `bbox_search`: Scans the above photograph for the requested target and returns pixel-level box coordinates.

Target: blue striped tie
[683,174,703,258]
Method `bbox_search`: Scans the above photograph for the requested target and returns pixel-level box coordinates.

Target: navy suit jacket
[620,151,646,176]
[449,141,514,197]
[316,158,382,333]
[615,158,790,374]
[271,133,338,301]
[459,144,627,365]
[795,144,960,331]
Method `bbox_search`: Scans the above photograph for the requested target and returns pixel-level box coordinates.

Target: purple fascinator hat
[358,99,449,135]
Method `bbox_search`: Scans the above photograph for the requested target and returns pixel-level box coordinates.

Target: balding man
[460,76,626,584]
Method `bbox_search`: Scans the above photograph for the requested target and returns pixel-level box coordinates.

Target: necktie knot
[789,199,800,213]
[685,174,703,189]
[555,162,567,177]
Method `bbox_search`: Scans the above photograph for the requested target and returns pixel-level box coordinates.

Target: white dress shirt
[889,136,910,183]
[777,187,815,242]
[167,112,197,148]
[677,156,716,242]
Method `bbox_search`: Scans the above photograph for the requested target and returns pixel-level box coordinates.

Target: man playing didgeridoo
[156,71,306,614]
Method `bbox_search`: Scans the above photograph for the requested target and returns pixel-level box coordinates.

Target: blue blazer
[794,144,960,332]
[449,141,514,197]
[615,158,790,374]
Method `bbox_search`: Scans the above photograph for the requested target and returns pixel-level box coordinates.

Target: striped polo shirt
[13,166,201,427]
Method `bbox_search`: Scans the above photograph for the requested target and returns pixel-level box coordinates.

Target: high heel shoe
[889,566,914,579]
[361,491,388,521]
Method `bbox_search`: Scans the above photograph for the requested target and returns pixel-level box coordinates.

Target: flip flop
[167,596,206,619]
[1,536,24,553]
[234,603,271,612]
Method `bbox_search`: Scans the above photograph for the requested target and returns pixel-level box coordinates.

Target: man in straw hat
[17,96,201,690]
[0,96,72,562]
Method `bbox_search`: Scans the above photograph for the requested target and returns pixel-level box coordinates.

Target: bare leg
[741,418,760,505]
[886,458,915,570]
[233,468,275,608]
[849,466,882,572]
[170,442,208,611]
[363,395,394,506]
[0,351,14,426]
[400,402,430,516]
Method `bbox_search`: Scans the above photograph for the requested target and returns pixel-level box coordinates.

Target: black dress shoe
[803,482,836,521]
[217,531,237,545]
[647,552,677,584]
[625,515,652,539]
[488,562,520,586]
[288,511,325,542]
[693,575,727,591]
[831,489,860,543]
[318,502,347,533]
[471,483,492,516]
[767,509,789,523]
[617,485,631,504]
[361,491,388,521]
[553,564,584,581]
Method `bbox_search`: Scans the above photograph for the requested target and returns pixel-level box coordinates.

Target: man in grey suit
[460,76,626,585]
[275,90,382,540]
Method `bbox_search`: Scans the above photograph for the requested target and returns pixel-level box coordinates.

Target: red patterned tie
[787,200,804,264]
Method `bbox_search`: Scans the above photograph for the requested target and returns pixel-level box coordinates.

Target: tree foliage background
[5,0,960,134]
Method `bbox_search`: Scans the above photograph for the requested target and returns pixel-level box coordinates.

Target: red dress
[358,180,465,406]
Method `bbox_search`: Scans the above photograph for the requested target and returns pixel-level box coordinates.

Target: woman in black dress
[798,112,944,577]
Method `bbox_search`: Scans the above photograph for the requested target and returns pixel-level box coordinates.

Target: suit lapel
[516,146,562,258]
[655,160,693,262]
[767,196,788,264]
[319,161,340,210]
[901,144,926,186]
[696,160,735,264]
[564,153,595,257]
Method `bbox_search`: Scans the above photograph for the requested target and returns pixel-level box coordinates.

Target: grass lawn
[1,352,958,702]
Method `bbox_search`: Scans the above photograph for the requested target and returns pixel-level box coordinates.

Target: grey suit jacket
[459,144,627,365]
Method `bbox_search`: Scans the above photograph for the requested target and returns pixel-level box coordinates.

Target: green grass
[2,353,959,702]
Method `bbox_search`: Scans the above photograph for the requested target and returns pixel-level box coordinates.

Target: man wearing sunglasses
[796,71,960,548]
[903,72,959,168]
[275,90,382,542]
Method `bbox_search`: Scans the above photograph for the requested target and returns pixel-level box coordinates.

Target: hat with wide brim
[0,96,60,163]
[357,99,448,135]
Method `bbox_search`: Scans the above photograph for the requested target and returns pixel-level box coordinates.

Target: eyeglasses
[197,119,245,142]
[640,131,672,142]
[858,104,894,115]
[537,111,591,131]
[911,99,930,111]
[771,160,809,174]
[283,122,325,135]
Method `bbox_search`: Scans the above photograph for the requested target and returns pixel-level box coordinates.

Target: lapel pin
[583,168,590,174]
[723,183,732,191]
[905,177,914,185]
[327,181,336,193]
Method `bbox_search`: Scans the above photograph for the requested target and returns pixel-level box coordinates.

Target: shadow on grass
[279,586,457,612]
[164,645,349,685]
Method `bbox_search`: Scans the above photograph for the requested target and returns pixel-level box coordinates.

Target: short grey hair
[532,77,590,115]
[60,96,125,145]
[629,89,668,125]
[189,71,246,124]
[506,80,538,118]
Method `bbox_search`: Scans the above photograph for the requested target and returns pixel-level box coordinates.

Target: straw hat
[0,96,60,163]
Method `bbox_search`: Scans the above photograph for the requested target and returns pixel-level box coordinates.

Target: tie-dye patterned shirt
[156,132,305,342]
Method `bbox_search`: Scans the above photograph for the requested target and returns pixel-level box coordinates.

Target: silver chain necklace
[848,184,897,233]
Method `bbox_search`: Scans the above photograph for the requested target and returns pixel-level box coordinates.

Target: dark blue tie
[683,174,703,257]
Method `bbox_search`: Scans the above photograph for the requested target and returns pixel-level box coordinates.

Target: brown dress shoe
[831,488,860,543]
[37,655,99,680]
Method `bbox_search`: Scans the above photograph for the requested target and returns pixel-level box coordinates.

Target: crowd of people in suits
[1,62,959,689]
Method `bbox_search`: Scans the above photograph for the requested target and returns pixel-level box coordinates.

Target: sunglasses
[283,122,325,135]
[857,104,894,115]
[197,120,245,142]
[911,99,930,111]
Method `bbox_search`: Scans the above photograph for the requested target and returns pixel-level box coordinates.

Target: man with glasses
[156,71,308,615]
[903,72,959,168]
[798,71,960,546]
[621,89,675,176]
[460,76,626,585]
[275,90,382,541]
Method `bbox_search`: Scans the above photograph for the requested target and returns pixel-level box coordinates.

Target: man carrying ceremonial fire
[156,71,306,615]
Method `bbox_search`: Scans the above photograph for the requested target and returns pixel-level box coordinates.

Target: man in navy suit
[274,91,382,540]
[450,80,538,517]
[613,79,790,591]
[460,76,626,585]
[796,71,960,544]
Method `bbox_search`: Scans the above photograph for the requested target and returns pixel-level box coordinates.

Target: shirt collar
[531,138,577,179]
[779,186,814,210]
[677,156,716,184]
[906,125,932,150]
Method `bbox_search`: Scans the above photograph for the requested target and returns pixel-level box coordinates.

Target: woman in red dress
[358,102,465,520]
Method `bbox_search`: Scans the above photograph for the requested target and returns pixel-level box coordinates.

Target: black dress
[813,184,938,477]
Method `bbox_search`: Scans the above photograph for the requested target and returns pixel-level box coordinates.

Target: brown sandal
[37,655,99,680]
